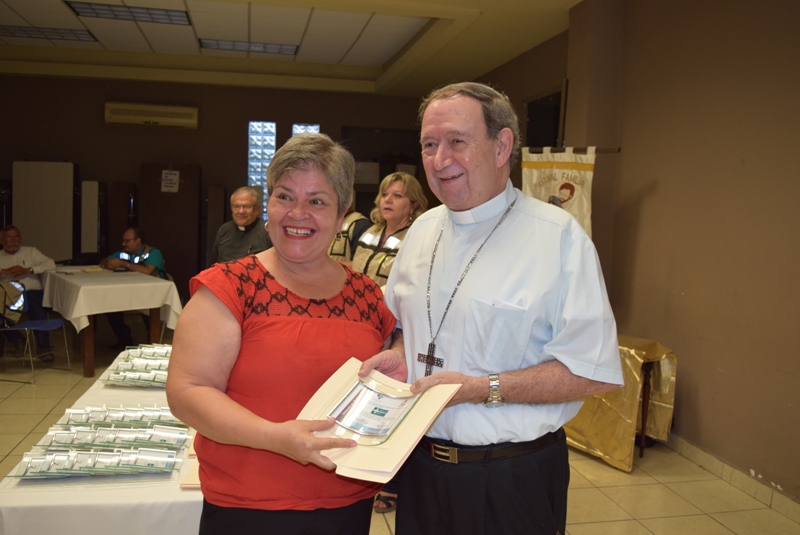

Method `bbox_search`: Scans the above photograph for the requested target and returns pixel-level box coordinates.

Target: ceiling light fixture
[66,2,190,25]
[200,38,297,55]
[0,25,96,41]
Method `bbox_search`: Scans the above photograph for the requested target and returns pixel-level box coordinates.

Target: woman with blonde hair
[350,171,427,514]
[351,172,427,286]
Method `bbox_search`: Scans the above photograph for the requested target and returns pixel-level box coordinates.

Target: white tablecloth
[0,356,202,535]
[42,267,183,332]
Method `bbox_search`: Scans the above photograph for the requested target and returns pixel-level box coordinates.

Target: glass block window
[292,123,320,136]
[248,121,276,219]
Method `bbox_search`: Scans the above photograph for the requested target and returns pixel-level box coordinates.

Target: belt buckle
[430,443,458,464]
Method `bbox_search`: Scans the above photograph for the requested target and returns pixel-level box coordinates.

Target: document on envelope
[297,357,460,483]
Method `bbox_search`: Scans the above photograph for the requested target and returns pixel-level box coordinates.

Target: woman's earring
[264,222,269,231]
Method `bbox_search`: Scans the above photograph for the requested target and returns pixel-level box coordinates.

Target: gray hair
[230,186,262,206]
[419,82,521,169]
[266,133,354,216]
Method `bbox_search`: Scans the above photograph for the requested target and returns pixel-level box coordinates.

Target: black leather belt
[419,428,564,464]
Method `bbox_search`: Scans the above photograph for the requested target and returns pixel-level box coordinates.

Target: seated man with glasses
[100,227,168,350]
[208,186,272,265]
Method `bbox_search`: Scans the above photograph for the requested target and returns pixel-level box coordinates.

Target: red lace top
[191,255,395,511]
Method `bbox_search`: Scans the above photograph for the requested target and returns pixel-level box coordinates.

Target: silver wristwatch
[483,373,504,407]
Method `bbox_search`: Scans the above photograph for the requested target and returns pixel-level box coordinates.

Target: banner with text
[522,147,595,238]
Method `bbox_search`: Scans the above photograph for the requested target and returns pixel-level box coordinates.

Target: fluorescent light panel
[201,38,297,55]
[67,2,190,25]
[0,25,96,41]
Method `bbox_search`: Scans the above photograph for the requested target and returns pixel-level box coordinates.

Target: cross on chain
[416,342,443,376]
[420,198,516,379]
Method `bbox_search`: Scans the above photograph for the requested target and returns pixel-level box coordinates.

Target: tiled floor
[2,332,798,535]
[368,446,800,535]
[564,445,800,535]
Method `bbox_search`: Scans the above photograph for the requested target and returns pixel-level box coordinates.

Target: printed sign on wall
[161,170,180,193]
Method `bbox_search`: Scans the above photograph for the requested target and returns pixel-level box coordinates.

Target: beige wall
[613,0,800,501]
[481,0,799,503]
[475,31,569,190]
[0,76,420,192]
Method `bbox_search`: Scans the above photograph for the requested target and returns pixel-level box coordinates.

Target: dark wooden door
[139,163,201,303]
[205,184,226,268]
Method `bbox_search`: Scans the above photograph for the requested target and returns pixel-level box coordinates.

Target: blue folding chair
[0,281,71,384]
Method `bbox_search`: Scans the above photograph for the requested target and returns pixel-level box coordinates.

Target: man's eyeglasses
[232,204,255,211]
[122,238,136,243]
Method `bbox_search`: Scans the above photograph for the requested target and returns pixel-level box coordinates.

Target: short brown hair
[266,133,354,216]
[370,172,428,225]
[419,82,521,168]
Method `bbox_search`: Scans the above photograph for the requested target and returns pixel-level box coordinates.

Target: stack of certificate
[35,423,190,451]
[100,345,172,387]
[58,405,181,427]
[6,404,192,479]
[7,448,182,479]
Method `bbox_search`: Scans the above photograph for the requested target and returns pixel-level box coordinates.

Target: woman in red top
[167,133,399,534]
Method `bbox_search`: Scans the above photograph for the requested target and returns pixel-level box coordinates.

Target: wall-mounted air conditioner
[104,102,199,129]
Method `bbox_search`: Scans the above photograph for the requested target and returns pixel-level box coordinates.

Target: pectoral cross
[417,342,443,376]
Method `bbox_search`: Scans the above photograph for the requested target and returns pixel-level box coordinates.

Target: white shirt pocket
[462,298,529,372]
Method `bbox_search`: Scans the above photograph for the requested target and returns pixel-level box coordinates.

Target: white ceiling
[0,0,579,97]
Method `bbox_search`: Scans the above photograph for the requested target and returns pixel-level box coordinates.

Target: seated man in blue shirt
[100,227,166,279]
[100,228,167,350]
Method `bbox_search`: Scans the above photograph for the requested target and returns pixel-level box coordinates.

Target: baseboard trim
[666,433,800,524]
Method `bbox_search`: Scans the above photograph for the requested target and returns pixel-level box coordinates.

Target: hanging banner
[521,147,595,238]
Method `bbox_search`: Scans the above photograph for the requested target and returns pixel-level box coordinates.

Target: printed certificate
[328,378,417,442]
[298,358,460,482]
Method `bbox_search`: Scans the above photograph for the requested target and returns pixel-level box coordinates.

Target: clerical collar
[450,179,515,225]
[237,218,262,232]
